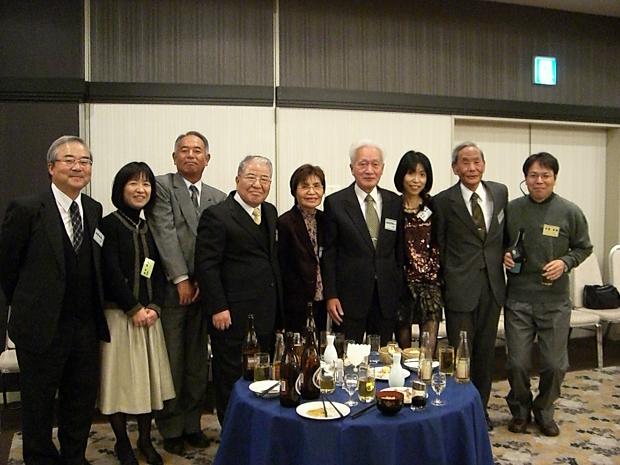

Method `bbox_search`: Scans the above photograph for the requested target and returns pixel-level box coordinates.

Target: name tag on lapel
[417,207,432,222]
[384,218,397,231]
[543,224,560,237]
[141,258,155,278]
[93,228,105,246]
[497,209,505,224]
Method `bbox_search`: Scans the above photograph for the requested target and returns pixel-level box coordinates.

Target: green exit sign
[533,56,557,86]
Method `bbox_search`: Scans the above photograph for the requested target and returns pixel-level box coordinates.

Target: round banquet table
[214,374,494,465]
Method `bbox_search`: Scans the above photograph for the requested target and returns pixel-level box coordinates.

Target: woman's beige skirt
[99,309,175,415]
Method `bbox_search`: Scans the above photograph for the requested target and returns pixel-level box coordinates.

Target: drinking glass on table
[253,353,271,381]
[410,380,427,411]
[431,372,446,406]
[319,360,336,394]
[343,372,359,407]
[366,334,381,366]
[439,345,455,376]
[357,363,375,403]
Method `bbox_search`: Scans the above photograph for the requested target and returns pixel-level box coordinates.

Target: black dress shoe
[536,419,560,437]
[137,439,163,465]
[485,413,494,431]
[508,417,529,433]
[114,442,138,465]
[163,437,185,456]
[183,431,211,448]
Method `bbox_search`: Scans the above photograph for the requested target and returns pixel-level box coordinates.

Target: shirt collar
[354,183,379,203]
[234,191,258,216]
[180,176,201,194]
[51,182,83,213]
[459,181,487,202]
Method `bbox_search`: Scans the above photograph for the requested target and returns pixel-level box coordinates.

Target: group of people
[0,131,592,465]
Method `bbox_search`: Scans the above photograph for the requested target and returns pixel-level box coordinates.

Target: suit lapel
[173,173,199,235]
[484,182,501,237]
[43,191,65,275]
[343,185,374,252]
[448,183,482,240]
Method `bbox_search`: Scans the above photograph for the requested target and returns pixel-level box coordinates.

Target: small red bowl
[376,390,404,415]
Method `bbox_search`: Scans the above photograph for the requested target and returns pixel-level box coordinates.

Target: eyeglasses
[242,174,272,185]
[355,161,383,170]
[298,183,324,192]
[56,156,93,167]
[527,172,553,181]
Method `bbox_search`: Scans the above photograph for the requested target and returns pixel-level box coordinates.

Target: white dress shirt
[459,182,493,231]
[51,182,83,242]
[354,184,383,221]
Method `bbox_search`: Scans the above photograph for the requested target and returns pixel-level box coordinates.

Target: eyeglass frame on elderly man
[54,156,94,168]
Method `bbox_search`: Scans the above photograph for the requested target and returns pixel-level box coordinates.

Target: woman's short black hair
[289,164,326,201]
[522,152,559,177]
[111,162,157,211]
[393,150,434,197]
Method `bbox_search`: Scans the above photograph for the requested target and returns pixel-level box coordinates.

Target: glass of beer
[357,363,375,403]
[319,360,336,394]
[253,353,271,381]
[410,380,427,411]
[439,345,455,376]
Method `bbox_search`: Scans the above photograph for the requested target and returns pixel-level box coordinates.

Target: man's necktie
[365,194,380,248]
[252,207,261,225]
[70,201,83,252]
[470,192,487,241]
[189,185,199,209]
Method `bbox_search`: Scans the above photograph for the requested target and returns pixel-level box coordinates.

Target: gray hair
[174,131,209,153]
[237,155,273,176]
[451,141,485,165]
[46,135,91,164]
[349,139,385,164]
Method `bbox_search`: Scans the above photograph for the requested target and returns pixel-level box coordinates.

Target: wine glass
[431,372,446,406]
[343,372,359,407]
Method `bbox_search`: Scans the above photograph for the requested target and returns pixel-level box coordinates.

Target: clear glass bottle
[272,332,285,380]
[242,314,260,381]
[418,330,432,383]
[455,330,470,384]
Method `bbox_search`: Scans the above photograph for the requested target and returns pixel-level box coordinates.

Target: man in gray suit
[147,131,226,455]
[432,141,507,430]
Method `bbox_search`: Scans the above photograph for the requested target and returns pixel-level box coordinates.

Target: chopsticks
[321,397,329,417]
[257,381,280,398]
[350,401,376,419]
[325,396,344,418]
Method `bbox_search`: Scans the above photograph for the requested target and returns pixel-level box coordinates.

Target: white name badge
[318,246,324,258]
[93,228,105,246]
[417,207,432,222]
[497,209,505,224]
[384,218,397,231]
[141,258,155,279]
[542,224,560,238]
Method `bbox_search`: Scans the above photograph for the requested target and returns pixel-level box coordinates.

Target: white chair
[0,318,20,407]
[570,253,620,367]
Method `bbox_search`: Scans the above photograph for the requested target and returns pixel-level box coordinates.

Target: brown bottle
[300,328,320,400]
[279,331,301,407]
[304,302,317,349]
[242,314,260,381]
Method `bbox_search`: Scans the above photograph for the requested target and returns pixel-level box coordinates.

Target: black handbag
[582,284,620,309]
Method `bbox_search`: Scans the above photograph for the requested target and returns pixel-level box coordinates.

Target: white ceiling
[488,0,620,18]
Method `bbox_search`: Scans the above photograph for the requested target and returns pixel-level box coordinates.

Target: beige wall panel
[531,125,607,264]
[275,108,453,210]
[88,104,276,215]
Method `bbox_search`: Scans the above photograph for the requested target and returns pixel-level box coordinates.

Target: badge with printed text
[93,228,105,246]
[417,207,432,221]
[542,224,560,237]
[384,218,397,231]
[141,258,155,278]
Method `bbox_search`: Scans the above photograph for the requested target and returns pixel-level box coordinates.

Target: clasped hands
[132,307,159,327]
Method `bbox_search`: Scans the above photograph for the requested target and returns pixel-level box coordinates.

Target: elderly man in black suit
[322,140,402,344]
[195,155,282,425]
[432,141,508,430]
[0,136,110,465]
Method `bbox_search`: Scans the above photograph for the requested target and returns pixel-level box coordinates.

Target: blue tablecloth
[215,375,494,465]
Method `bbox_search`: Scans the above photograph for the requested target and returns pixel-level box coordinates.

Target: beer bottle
[304,302,317,349]
[280,332,301,407]
[455,330,470,384]
[242,314,260,381]
[272,332,285,380]
[300,328,321,400]
[508,228,526,274]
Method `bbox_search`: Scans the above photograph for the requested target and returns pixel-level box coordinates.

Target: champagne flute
[431,372,446,406]
[343,372,359,407]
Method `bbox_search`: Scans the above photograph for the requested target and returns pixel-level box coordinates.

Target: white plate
[372,365,412,381]
[403,360,440,370]
[296,401,350,420]
[249,380,280,398]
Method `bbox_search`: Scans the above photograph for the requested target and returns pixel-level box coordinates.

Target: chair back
[570,254,603,308]
[609,245,620,288]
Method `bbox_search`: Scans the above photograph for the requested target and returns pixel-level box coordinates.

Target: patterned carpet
[8,366,620,465]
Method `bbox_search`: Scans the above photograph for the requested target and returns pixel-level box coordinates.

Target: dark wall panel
[0,102,79,219]
[279,0,620,108]
[0,0,83,79]
[90,0,274,86]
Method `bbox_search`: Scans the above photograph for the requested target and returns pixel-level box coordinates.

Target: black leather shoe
[137,439,163,465]
[536,419,560,437]
[163,437,185,456]
[508,417,529,433]
[183,431,211,448]
[114,442,138,465]
[485,412,494,431]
